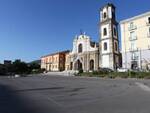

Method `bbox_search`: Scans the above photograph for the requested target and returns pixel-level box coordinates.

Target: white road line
[47,97,63,107]
[135,82,150,92]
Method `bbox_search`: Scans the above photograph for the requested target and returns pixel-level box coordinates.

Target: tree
[12,60,29,74]
[28,62,41,74]
[0,64,6,75]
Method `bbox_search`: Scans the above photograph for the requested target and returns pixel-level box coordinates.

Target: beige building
[41,50,70,71]
[120,12,150,70]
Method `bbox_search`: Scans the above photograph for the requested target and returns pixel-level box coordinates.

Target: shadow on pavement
[0,84,40,113]
[0,84,64,113]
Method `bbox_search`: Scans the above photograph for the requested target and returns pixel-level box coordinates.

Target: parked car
[117,68,128,72]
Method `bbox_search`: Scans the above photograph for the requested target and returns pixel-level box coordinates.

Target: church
[65,3,120,72]
[41,3,121,72]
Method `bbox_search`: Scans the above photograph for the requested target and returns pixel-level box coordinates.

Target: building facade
[65,34,99,71]
[120,12,150,70]
[41,50,70,71]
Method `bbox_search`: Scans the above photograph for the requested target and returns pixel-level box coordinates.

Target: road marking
[135,82,150,93]
[47,97,63,107]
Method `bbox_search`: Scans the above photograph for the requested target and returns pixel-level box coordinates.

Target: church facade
[65,3,120,72]
[65,34,99,71]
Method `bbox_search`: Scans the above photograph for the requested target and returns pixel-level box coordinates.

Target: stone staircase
[45,70,78,76]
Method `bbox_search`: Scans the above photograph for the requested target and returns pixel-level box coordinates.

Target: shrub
[79,69,83,74]
[76,70,150,79]
[119,72,129,78]
[107,73,117,79]
[92,71,99,75]
[128,71,137,78]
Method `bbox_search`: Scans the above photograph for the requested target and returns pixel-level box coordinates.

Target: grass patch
[77,71,150,79]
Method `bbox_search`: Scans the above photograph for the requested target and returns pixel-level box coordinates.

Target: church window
[78,44,83,53]
[112,11,115,19]
[103,28,107,36]
[113,27,117,36]
[104,12,107,19]
[148,17,150,24]
[104,42,107,51]
[115,42,118,51]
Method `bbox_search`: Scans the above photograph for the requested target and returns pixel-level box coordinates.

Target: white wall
[71,35,98,54]
[102,55,109,67]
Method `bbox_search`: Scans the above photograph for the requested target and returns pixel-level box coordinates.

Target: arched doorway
[90,60,94,71]
[75,59,83,70]
[70,62,73,70]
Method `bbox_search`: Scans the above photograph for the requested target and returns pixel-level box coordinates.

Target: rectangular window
[104,42,107,51]
[131,41,136,51]
[112,11,115,19]
[115,42,118,51]
[131,52,138,60]
[148,27,150,37]
[113,27,117,36]
[56,57,57,62]
[129,22,137,30]
[148,17,150,24]
[103,12,107,19]
[130,22,134,29]
[130,31,137,40]
[103,28,107,36]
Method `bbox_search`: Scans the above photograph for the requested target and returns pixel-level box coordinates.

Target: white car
[117,68,128,72]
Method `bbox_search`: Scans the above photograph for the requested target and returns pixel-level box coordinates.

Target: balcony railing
[131,56,139,60]
[128,25,137,31]
[129,47,138,52]
[129,36,137,41]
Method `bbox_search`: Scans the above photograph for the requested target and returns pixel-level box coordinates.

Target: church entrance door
[75,59,83,70]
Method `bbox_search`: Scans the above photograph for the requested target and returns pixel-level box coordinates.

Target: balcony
[129,47,138,52]
[131,56,139,61]
[129,36,137,41]
[128,25,137,31]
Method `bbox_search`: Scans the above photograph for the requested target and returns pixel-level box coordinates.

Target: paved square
[0,75,150,113]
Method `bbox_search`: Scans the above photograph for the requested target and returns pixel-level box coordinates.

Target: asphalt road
[0,75,150,113]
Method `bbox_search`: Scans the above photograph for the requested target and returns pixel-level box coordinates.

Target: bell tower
[99,3,119,70]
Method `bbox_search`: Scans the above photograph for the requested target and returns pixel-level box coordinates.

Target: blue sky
[0,0,150,63]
